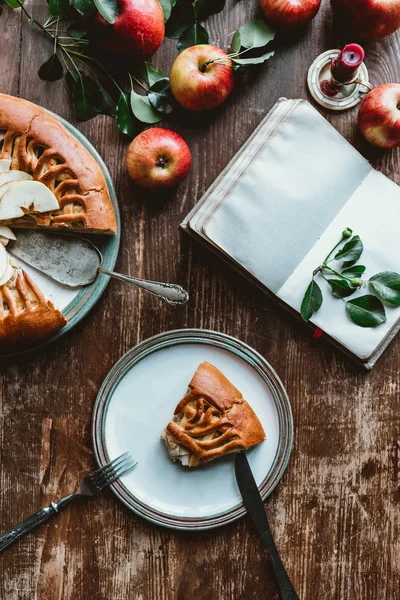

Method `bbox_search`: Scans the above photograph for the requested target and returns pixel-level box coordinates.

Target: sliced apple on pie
[0,93,116,233]
[162,362,266,467]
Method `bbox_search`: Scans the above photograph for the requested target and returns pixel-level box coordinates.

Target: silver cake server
[8,230,189,305]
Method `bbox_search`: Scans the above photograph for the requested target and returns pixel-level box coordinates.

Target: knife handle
[261,528,300,600]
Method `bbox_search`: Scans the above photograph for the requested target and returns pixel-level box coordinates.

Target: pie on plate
[0,93,117,352]
[162,362,266,467]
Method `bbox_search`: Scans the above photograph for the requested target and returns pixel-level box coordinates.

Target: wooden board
[0,1,399,598]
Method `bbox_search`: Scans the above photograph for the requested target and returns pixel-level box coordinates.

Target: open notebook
[182,98,400,369]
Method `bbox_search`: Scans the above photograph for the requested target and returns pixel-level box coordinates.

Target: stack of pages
[182,98,400,368]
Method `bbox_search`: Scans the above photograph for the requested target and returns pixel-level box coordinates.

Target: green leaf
[159,0,172,22]
[334,234,363,264]
[369,271,400,307]
[130,89,162,124]
[6,0,25,7]
[68,28,87,39]
[232,51,275,67]
[231,30,241,54]
[341,265,366,278]
[71,0,96,16]
[48,0,70,17]
[346,295,386,328]
[327,278,357,299]
[93,0,117,23]
[67,70,116,120]
[38,54,63,81]
[178,22,208,53]
[166,5,194,38]
[193,0,225,20]
[148,78,174,115]
[301,279,323,321]
[234,20,276,50]
[116,92,138,137]
[142,62,165,87]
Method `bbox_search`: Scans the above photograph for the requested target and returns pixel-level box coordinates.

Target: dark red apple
[95,0,164,57]
[331,0,400,40]
[169,45,234,112]
[358,84,400,148]
[260,0,321,28]
[126,128,191,190]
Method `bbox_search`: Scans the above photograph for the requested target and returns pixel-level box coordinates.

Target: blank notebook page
[202,100,400,360]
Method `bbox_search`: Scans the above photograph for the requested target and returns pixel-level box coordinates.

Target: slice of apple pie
[0,235,66,352]
[0,93,116,233]
[162,362,266,467]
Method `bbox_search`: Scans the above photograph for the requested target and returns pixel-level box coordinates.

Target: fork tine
[95,455,137,487]
[93,454,134,484]
[97,458,137,491]
[90,451,131,479]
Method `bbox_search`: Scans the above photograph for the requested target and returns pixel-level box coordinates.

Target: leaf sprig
[300,228,400,328]
[3,0,276,134]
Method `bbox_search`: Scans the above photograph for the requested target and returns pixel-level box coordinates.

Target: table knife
[235,452,299,600]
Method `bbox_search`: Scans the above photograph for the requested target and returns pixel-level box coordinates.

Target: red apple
[94,0,164,57]
[260,0,321,28]
[331,0,400,40]
[358,84,400,148]
[126,128,191,190]
[169,45,234,112]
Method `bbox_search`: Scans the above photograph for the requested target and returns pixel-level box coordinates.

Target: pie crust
[0,93,116,233]
[0,258,67,353]
[162,362,266,467]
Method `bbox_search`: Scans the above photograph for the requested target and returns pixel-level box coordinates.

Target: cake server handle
[98,268,189,305]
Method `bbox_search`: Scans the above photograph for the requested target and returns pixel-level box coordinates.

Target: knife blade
[235,452,299,600]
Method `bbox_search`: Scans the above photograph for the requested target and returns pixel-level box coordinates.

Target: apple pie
[0,93,117,351]
[0,93,116,233]
[162,362,266,467]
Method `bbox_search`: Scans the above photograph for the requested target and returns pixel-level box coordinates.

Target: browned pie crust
[163,362,266,466]
[0,268,67,352]
[0,93,116,234]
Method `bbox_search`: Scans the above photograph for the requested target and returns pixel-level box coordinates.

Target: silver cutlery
[0,452,136,552]
[8,230,189,305]
[235,452,299,600]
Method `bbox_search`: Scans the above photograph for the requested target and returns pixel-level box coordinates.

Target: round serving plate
[92,329,294,531]
[2,110,120,358]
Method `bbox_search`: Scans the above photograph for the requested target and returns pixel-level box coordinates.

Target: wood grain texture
[0,1,399,598]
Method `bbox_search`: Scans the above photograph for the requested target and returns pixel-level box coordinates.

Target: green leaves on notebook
[301,228,400,328]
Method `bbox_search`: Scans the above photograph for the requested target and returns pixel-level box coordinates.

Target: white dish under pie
[92,329,294,530]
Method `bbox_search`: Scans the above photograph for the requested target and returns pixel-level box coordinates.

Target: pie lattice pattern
[0,129,86,227]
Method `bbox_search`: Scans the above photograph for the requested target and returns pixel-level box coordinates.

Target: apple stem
[156,156,168,168]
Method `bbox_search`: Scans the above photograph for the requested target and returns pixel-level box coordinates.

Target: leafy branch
[3,0,277,134]
[300,228,400,328]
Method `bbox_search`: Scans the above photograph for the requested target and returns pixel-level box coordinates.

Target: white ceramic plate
[92,330,293,530]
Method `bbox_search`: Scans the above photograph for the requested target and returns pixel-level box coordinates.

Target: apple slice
[0,225,16,241]
[0,180,59,221]
[0,170,32,187]
[0,243,8,281]
[0,159,11,172]
[0,254,14,286]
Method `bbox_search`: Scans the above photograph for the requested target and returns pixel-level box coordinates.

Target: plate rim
[92,328,294,531]
[1,109,121,358]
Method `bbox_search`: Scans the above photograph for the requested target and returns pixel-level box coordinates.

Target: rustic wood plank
[0,0,399,598]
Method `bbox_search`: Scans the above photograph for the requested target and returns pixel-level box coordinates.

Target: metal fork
[0,452,137,552]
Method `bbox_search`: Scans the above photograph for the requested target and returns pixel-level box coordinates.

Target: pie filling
[162,396,229,467]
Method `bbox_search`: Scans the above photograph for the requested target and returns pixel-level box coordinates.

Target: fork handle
[0,494,75,552]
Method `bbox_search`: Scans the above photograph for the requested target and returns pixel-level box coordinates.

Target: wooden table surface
[0,1,399,598]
